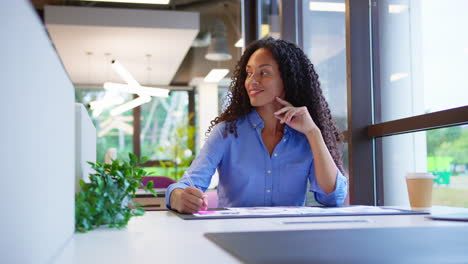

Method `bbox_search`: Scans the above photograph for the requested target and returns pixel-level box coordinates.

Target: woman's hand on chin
[273,97,319,135]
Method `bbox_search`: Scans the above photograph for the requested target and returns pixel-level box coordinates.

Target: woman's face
[244,48,285,108]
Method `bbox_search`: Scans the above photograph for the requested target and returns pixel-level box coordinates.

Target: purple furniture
[140,176,176,189]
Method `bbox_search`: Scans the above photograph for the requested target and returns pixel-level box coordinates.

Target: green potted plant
[75,153,156,233]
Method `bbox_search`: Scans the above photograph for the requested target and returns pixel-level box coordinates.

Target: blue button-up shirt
[166,109,348,208]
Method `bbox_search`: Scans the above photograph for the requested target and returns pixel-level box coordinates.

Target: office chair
[140,176,176,189]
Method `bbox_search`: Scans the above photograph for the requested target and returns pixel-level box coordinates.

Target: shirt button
[266,189,271,193]
[274,153,278,157]
[283,139,286,142]
[267,170,271,174]
[253,124,256,127]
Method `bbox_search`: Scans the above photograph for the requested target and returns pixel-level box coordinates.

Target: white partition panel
[0,1,75,263]
[75,103,96,193]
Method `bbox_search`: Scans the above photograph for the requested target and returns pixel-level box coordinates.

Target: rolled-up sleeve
[309,169,348,206]
[165,123,227,209]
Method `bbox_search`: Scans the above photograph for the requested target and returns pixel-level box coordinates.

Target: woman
[166,37,347,213]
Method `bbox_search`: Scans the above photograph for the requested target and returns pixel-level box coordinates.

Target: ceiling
[32,0,241,88]
[45,5,199,86]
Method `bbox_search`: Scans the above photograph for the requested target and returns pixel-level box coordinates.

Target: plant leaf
[75,152,148,233]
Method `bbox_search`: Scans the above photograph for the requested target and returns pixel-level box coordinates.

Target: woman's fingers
[185,186,204,198]
[178,187,206,213]
[275,96,293,106]
[183,190,204,207]
[202,194,208,211]
[276,108,296,124]
[180,196,202,213]
[274,106,293,116]
[182,193,203,207]
[274,98,298,124]
[180,199,199,213]
[285,109,297,123]
[273,105,317,134]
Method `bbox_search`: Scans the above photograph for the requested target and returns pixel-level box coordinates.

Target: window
[343,0,468,205]
[378,125,468,207]
[75,87,192,175]
[303,0,347,132]
[75,88,134,162]
[259,0,280,39]
[140,91,190,161]
[139,91,193,180]
[302,1,350,182]
[374,0,468,123]
[368,0,468,207]
[302,0,349,204]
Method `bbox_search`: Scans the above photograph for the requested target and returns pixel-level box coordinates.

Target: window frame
[348,0,468,205]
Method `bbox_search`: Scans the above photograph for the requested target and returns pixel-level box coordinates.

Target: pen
[186,174,195,187]
[184,174,208,210]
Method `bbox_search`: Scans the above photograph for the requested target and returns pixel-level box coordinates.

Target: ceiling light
[205,19,232,61]
[309,2,345,12]
[106,59,169,115]
[235,38,243,48]
[89,93,125,117]
[111,60,139,88]
[98,116,134,137]
[388,4,408,14]
[89,95,124,111]
[260,24,270,38]
[80,0,170,4]
[390,72,409,82]
[110,96,151,116]
[192,32,211,48]
[204,69,229,83]
[104,82,169,97]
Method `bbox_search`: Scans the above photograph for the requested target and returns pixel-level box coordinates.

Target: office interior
[2,0,468,263]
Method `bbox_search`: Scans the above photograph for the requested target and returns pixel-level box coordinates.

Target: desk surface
[135,188,166,197]
[54,206,468,264]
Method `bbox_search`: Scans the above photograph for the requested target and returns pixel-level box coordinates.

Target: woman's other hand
[170,187,208,214]
[274,97,319,135]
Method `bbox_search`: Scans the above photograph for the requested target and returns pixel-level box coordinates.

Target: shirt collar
[247,109,263,129]
[247,109,294,135]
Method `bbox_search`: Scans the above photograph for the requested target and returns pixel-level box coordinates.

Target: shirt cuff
[311,170,348,206]
[165,182,189,209]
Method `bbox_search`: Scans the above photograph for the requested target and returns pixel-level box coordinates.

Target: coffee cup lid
[406,172,435,179]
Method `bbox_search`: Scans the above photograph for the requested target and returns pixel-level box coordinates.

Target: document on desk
[175,205,428,220]
[195,206,400,217]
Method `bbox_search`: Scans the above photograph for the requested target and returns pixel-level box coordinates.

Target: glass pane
[302,1,348,205]
[218,83,230,113]
[374,0,468,122]
[379,125,468,208]
[140,91,190,160]
[302,0,347,131]
[75,88,134,163]
[259,0,281,38]
[140,91,192,180]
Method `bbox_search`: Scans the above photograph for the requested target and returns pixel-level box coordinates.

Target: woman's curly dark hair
[207,37,344,173]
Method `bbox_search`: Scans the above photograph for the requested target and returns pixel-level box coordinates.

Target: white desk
[54,207,468,264]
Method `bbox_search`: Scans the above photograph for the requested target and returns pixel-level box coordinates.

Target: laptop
[429,212,468,221]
